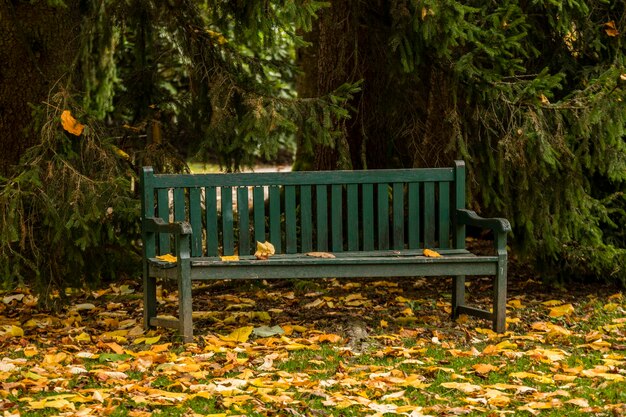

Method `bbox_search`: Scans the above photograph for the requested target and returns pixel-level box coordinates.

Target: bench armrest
[456,209,511,234]
[457,209,510,253]
[143,217,193,236]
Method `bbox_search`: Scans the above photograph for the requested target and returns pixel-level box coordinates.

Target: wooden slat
[347,184,359,251]
[222,187,234,256]
[205,186,218,256]
[189,188,203,256]
[152,168,455,188]
[408,183,420,249]
[173,188,186,222]
[300,185,313,253]
[269,186,281,253]
[438,182,450,249]
[377,184,389,250]
[316,185,328,251]
[424,181,435,247]
[253,186,265,244]
[392,183,404,250]
[157,188,170,254]
[140,167,156,258]
[454,161,466,249]
[285,186,297,254]
[237,187,250,256]
[362,184,374,251]
[331,184,343,252]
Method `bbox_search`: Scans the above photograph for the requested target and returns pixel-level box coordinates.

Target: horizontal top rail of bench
[143,167,455,187]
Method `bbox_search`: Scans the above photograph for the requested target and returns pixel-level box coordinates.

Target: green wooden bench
[141,161,510,342]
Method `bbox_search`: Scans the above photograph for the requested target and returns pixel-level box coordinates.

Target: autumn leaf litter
[0,274,624,416]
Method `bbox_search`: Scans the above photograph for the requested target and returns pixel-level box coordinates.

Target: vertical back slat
[362,184,374,251]
[253,186,266,244]
[392,183,404,250]
[347,184,359,251]
[438,182,450,249]
[206,186,219,256]
[424,181,435,247]
[316,185,328,251]
[331,185,343,252]
[454,161,466,249]
[269,186,281,253]
[408,183,420,249]
[157,188,170,254]
[301,185,313,253]
[222,187,234,256]
[377,184,389,250]
[173,188,186,222]
[237,187,250,256]
[285,186,297,254]
[189,188,203,256]
[141,168,156,258]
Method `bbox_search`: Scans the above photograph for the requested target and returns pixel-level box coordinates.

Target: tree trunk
[296,0,462,171]
[0,1,82,176]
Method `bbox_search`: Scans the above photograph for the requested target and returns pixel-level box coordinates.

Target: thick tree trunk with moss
[296,1,460,171]
[0,2,82,176]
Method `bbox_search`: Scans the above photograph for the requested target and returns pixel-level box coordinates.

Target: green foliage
[389,0,626,284]
[1,0,359,295]
[0,93,140,301]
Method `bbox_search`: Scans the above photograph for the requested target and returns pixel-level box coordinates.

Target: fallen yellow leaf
[60,110,85,136]
[3,325,24,338]
[541,300,563,307]
[219,326,254,343]
[548,304,575,318]
[255,241,275,260]
[440,382,482,393]
[423,249,441,258]
[156,254,177,263]
[306,252,336,258]
[220,255,240,261]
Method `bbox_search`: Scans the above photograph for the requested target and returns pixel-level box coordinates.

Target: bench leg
[451,275,465,320]
[492,258,507,333]
[143,264,157,330]
[178,259,193,343]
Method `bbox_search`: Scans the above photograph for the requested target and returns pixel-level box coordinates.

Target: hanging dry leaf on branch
[605,21,619,37]
[60,110,85,136]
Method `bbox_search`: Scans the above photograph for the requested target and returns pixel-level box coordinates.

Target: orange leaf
[605,21,619,37]
[423,249,441,258]
[473,363,498,375]
[61,110,85,136]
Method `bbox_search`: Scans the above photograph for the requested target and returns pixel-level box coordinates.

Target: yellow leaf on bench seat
[423,249,441,258]
[156,254,177,263]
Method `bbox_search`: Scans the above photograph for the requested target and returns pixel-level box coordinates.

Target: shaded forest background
[1,0,625,298]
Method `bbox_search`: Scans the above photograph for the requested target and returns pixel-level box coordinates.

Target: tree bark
[296,0,462,171]
[0,1,82,176]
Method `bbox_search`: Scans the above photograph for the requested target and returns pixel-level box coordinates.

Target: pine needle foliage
[388,0,626,284]
[0,93,139,302]
[0,0,359,294]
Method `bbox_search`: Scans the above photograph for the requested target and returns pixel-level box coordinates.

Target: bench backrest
[141,161,467,258]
